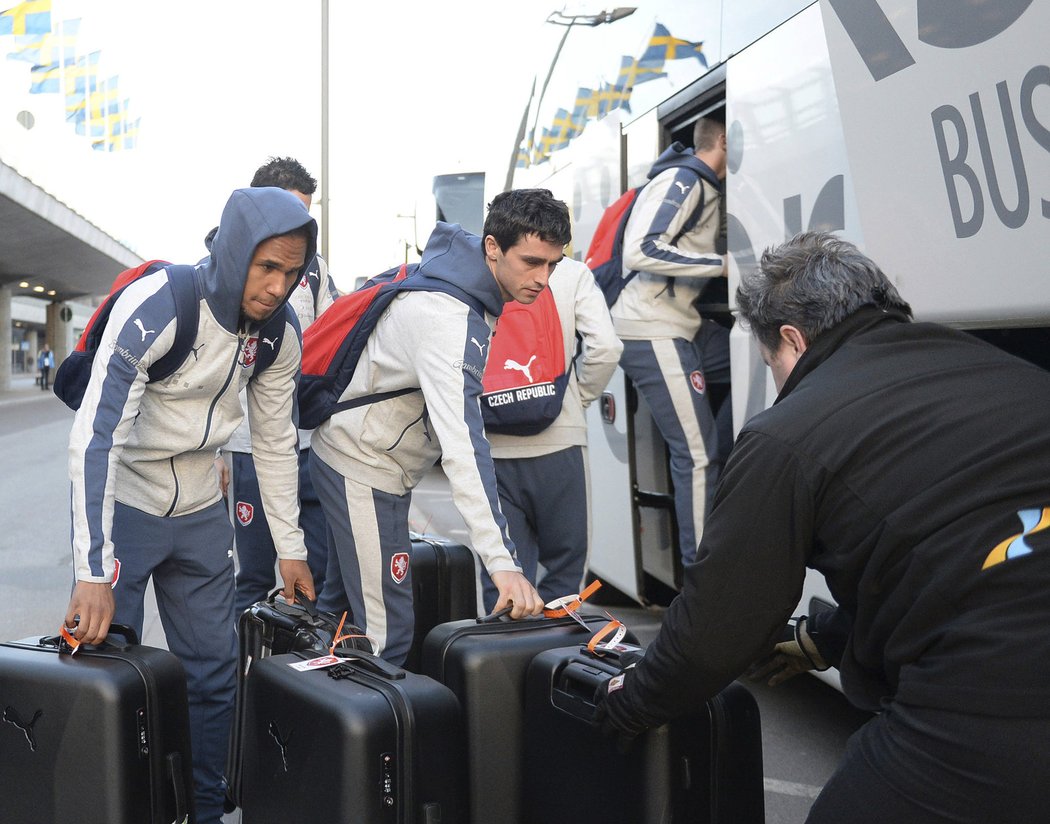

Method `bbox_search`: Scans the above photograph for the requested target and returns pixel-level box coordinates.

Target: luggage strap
[329,610,373,655]
[542,579,603,622]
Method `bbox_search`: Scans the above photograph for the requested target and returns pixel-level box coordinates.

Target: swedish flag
[639,23,706,69]
[548,108,576,149]
[28,60,58,92]
[572,87,600,125]
[0,0,51,36]
[617,55,665,93]
[6,16,75,64]
[122,116,140,150]
[597,81,627,117]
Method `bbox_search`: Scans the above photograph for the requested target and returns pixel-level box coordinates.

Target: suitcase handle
[477,606,553,624]
[103,623,140,647]
[265,588,327,627]
[41,622,140,652]
[331,649,407,681]
[266,587,320,617]
[551,660,611,723]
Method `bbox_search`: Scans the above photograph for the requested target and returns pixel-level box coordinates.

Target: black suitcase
[0,626,195,824]
[523,644,765,824]
[420,612,637,824]
[238,648,467,823]
[227,591,371,809]
[406,532,479,672]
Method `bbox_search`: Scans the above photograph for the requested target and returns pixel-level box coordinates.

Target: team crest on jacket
[689,370,706,394]
[390,552,410,584]
[299,273,309,289]
[236,501,254,526]
[242,337,259,367]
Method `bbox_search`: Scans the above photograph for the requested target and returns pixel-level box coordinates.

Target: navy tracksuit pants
[230,448,328,617]
[311,452,415,666]
[619,322,730,564]
[110,500,236,824]
[481,445,588,612]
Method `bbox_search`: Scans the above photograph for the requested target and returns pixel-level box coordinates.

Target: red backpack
[480,287,570,436]
[298,264,484,430]
[584,165,706,308]
[54,259,285,411]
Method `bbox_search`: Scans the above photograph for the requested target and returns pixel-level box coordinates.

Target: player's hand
[64,581,115,645]
[278,559,316,604]
[488,570,544,619]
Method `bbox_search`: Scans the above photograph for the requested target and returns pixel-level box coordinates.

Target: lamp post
[503,6,637,192]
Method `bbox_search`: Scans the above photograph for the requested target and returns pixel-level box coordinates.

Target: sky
[0,0,546,288]
[0,0,712,291]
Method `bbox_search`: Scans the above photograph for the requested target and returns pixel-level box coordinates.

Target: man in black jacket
[598,232,1050,822]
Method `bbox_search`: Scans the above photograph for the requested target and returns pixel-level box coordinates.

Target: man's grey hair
[736,231,912,353]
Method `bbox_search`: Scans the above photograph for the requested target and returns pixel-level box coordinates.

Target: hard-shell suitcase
[523,644,765,824]
[227,591,371,809]
[406,532,478,672]
[0,627,195,824]
[238,648,467,824]
[420,611,637,824]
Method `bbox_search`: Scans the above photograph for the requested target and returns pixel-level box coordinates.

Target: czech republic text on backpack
[480,287,569,436]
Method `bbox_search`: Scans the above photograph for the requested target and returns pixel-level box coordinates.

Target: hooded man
[63,186,317,824]
[613,115,730,565]
[311,188,571,664]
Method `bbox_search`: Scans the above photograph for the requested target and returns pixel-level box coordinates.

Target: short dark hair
[483,188,572,252]
[692,115,725,152]
[251,156,317,195]
[736,231,913,352]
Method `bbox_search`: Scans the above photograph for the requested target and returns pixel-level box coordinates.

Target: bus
[410,0,1050,687]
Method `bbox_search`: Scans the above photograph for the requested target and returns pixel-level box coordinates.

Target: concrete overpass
[1,158,143,390]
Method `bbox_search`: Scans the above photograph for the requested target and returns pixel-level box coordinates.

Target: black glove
[748,615,829,687]
[593,660,650,752]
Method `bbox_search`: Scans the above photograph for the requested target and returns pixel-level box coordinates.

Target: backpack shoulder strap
[398,274,487,318]
[251,305,291,379]
[672,166,708,244]
[610,187,641,260]
[147,265,200,383]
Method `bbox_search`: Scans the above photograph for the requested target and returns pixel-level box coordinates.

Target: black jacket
[620,306,1050,718]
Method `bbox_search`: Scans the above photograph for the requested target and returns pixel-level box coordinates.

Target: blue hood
[200,187,318,334]
[415,222,505,317]
[649,141,722,192]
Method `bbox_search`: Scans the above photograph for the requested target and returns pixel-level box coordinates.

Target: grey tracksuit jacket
[69,187,317,582]
[310,222,522,575]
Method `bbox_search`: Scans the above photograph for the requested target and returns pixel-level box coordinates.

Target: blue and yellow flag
[571,86,600,127]
[122,116,140,150]
[598,81,630,117]
[6,16,74,64]
[619,54,666,90]
[87,74,117,139]
[639,23,706,69]
[28,58,58,92]
[66,50,98,128]
[0,0,51,36]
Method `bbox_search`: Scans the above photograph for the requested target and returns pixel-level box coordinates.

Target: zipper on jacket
[196,333,245,450]
[386,412,426,452]
[164,457,180,516]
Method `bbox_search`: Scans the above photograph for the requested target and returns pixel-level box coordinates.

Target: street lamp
[504,6,637,191]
